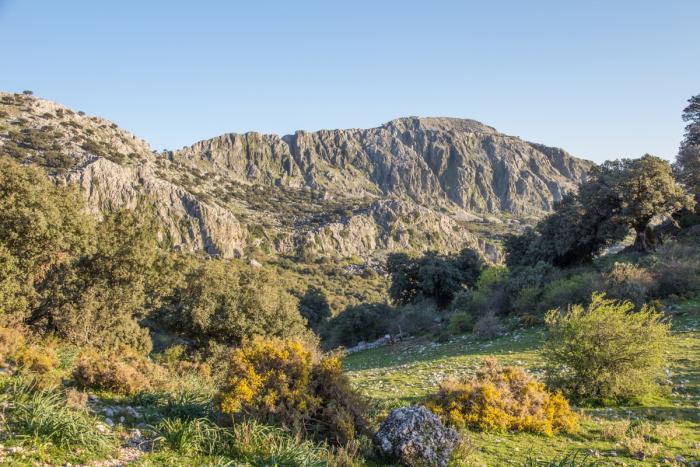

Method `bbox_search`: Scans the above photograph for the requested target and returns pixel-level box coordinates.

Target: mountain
[0,92,593,262]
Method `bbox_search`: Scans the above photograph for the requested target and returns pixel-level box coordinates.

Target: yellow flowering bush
[218,336,366,444]
[0,327,58,375]
[426,358,577,436]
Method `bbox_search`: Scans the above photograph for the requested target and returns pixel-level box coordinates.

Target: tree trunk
[632,225,657,252]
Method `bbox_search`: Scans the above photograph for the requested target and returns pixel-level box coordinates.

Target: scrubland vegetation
[0,94,698,465]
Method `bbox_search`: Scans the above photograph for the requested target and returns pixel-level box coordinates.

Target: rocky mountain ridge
[0,92,593,262]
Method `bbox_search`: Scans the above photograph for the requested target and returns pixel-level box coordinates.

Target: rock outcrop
[176,116,593,216]
[0,92,593,262]
[374,405,460,467]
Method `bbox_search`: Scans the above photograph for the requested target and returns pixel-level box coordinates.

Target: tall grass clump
[1,378,117,455]
[152,417,357,465]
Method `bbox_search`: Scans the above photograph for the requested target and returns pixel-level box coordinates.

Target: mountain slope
[0,92,592,262]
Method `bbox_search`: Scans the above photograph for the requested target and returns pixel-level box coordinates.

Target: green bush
[395,300,440,336]
[298,286,331,331]
[602,262,653,307]
[537,271,598,313]
[448,310,475,334]
[321,302,395,348]
[544,293,672,404]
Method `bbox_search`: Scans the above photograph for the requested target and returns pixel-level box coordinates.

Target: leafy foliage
[167,260,311,347]
[544,293,672,404]
[0,156,92,323]
[388,247,484,308]
[676,94,700,218]
[506,154,693,269]
[298,286,331,331]
[321,302,395,348]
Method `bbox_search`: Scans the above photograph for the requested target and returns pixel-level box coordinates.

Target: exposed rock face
[374,405,460,467]
[0,92,593,262]
[63,157,246,257]
[176,116,593,216]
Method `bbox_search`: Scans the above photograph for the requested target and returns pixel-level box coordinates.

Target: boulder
[374,405,460,467]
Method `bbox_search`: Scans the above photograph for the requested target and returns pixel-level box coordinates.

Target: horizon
[1,0,699,163]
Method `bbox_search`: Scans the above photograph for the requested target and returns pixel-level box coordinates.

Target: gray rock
[374,405,460,467]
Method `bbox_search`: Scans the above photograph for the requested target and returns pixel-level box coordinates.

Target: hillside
[0,92,592,263]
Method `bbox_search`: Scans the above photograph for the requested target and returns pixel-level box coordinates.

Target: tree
[676,94,700,217]
[172,260,310,346]
[505,155,693,268]
[321,302,395,348]
[34,208,162,353]
[387,248,484,308]
[298,286,331,331]
[602,155,692,250]
[0,156,93,321]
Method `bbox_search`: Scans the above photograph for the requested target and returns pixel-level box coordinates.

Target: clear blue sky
[1,1,698,163]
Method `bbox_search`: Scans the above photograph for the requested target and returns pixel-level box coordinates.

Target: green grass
[0,378,119,465]
[345,302,700,465]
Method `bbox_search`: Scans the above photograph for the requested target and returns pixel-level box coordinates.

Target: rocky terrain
[0,92,593,262]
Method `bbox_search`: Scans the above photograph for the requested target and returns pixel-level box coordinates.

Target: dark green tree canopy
[388,247,484,308]
[506,154,693,268]
[676,94,700,217]
[298,286,331,331]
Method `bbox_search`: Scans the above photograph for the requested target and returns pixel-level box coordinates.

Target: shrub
[472,311,503,339]
[652,257,700,298]
[217,336,367,445]
[395,300,440,336]
[425,358,577,436]
[322,302,395,348]
[602,262,654,307]
[448,311,475,335]
[0,327,58,377]
[298,286,331,331]
[544,293,672,404]
[73,350,155,395]
[537,271,598,313]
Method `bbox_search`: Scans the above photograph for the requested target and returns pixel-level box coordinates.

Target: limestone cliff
[0,92,593,262]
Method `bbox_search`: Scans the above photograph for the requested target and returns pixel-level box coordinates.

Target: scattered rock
[104,418,114,427]
[374,405,460,467]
